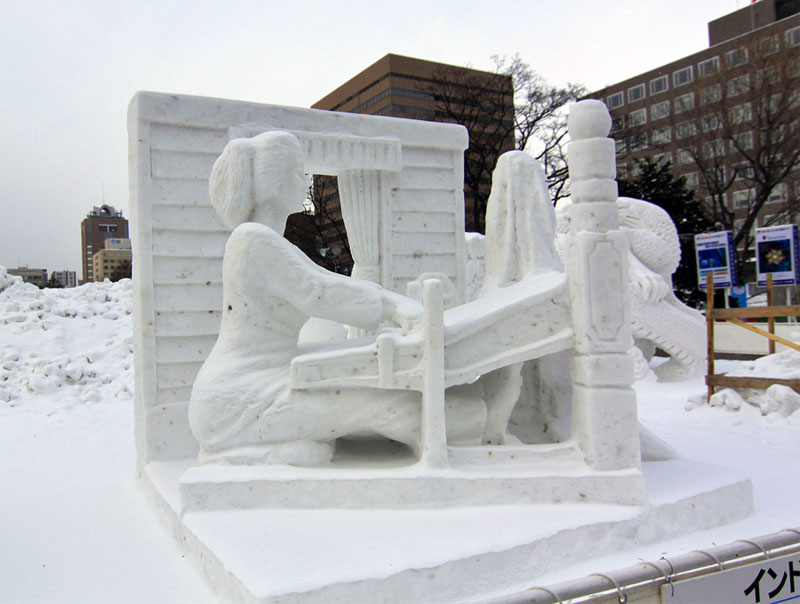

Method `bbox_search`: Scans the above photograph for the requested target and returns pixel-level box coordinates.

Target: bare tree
[283,175,352,274]
[493,54,585,203]
[417,63,514,232]
[419,56,585,231]
[614,34,800,278]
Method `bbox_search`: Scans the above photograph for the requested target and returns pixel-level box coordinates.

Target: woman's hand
[381,292,423,334]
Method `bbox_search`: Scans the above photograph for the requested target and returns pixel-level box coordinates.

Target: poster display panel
[695,231,737,289]
[756,224,800,286]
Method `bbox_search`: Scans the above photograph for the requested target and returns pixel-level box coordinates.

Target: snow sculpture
[618,197,706,379]
[188,100,642,476]
[189,131,484,465]
[129,95,754,603]
[555,196,705,380]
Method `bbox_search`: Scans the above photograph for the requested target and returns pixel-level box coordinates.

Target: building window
[702,139,726,159]
[731,131,754,152]
[787,57,800,78]
[673,66,694,88]
[732,162,755,180]
[630,133,648,151]
[649,75,668,96]
[700,84,722,105]
[615,139,627,156]
[684,172,700,189]
[628,108,647,126]
[675,120,697,139]
[755,66,779,87]
[698,56,720,77]
[758,35,779,57]
[617,163,629,179]
[607,91,624,109]
[706,165,727,185]
[674,93,694,114]
[767,183,787,204]
[627,83,646,103]
[677,148,694,165]
[650,100,669,121]
[725,47,749,69]
[727,74,750,97]
[701,113,723,132]
[785,26,800,47]
[611,116,625,134]
[653,152,673,167]
[729,103,752,124]
[651,126,672,144]
[732,188,755,209]
[762,93,782,116]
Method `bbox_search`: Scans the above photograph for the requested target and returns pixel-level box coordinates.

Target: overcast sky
[1,0,746,273]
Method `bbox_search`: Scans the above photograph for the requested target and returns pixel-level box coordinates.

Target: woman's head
[209,131,305,230]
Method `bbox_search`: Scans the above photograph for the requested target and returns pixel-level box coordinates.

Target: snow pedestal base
[179,442,648,512]
[142,457,752,604]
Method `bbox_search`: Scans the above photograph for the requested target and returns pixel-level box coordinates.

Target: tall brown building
[589,0,800,279]
[307,54,514,272]
[80,205,129,283]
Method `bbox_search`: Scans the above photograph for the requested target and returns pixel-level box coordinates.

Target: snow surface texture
[0,266,214,603]
[0,268,132,406]
[1,264,797,602]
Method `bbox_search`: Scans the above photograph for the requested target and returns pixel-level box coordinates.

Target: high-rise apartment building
[51,270,77,288]
[80,205,129,283]
[309,54,515,272]
[589,0,800,280]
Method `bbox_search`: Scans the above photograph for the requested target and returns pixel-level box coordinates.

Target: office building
[51,270,77,288]
[81,205,129,283]
[7,267,48,288]
[589,0,800,280]
[92,238,132,282]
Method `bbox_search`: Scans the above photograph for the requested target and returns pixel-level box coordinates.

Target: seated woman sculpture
[189,131,484,466]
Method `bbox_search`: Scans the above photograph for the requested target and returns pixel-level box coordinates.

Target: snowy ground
[0,267,797,603]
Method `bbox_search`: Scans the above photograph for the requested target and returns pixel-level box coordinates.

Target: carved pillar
[338,169,381,283]
[566,100,642,471]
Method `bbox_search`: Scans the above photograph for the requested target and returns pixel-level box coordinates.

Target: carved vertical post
[420,278,448,469]
[566,100,642,471]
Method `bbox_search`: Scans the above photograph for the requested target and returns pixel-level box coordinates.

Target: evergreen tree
[45,274,63,289]
[618,159,714,308]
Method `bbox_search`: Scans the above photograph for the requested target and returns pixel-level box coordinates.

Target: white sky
[0,0,747,273]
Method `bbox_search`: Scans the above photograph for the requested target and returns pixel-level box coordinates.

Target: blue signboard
[756,224,800,286]
[695,231,737,289]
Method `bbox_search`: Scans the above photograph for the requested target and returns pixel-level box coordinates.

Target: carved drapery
[338,169,381,283]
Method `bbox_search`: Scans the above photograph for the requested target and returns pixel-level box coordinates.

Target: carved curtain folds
[338,170,381,283]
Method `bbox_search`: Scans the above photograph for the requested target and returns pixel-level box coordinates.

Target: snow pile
[728,348,800,380]
[0,265,133,408]
[684,350,800,424]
